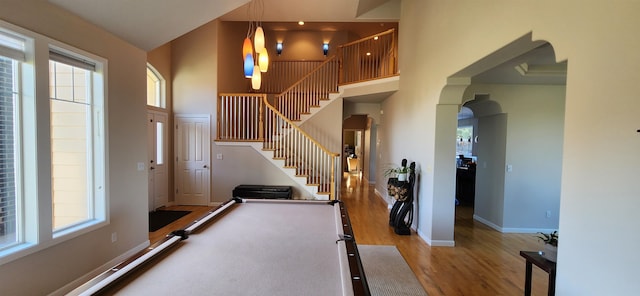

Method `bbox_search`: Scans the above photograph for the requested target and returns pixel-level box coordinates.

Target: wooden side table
[519,251,556,296]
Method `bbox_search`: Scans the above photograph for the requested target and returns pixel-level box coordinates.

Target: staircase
[215,29,398,200]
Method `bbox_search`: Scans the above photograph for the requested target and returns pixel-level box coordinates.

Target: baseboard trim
[473,214,503,232]
[416,229,455,247]
[53,240,150,296]
[473,214,557,233]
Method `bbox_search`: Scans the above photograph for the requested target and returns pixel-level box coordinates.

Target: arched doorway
[434,33,566,244]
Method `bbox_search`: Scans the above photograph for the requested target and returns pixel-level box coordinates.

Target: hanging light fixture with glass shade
[242,0,269,90]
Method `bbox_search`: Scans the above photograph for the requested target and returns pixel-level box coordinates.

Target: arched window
[146,64,165,108]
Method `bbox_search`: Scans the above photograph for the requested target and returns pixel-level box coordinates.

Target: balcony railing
[338,28,397,85]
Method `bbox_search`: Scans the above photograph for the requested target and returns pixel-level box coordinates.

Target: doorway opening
[436,33,566,245]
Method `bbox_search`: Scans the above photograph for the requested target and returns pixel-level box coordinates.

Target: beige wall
[0,1,148,295]
[172,20,219,115]
[383,0,640,294]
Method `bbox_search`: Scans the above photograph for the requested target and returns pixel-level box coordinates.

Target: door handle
[203,165,208,168]
[150,167,155,170]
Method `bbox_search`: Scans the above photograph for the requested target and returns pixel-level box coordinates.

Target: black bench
[232,185,293,199]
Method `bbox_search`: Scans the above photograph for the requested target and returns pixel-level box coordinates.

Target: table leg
[548,269,556,296]
[524,261,532,296]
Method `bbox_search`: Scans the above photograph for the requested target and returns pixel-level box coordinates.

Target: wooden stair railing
[217,93,265,142]
[338,28,397,85]
[263,96,340,197]
[216,93,340,200]
[274,56,340,121]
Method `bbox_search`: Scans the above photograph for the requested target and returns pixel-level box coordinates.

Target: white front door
[175,115,211,205]
[147,111,169,211]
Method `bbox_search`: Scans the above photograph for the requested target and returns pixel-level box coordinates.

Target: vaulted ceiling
[48,0,401,51]
[46,0,563,86]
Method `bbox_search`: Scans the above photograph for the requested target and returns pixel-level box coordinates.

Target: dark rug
[149,210,191,232]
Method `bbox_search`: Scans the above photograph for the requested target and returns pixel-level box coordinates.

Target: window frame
[146,64,165,109]
[0,20,109,265]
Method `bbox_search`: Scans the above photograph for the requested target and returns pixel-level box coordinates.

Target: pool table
[76,198,370,295]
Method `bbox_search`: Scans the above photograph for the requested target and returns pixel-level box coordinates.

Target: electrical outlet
[137,162,145,171]
[111,232,117,243]
[216,153,223,160]
[546,211,551,218]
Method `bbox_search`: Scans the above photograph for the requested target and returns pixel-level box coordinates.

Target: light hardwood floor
[150,173,552,295]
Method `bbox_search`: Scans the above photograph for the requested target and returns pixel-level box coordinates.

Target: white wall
[211,144,313,201]
[300,98,344,154]
[474,113,508,229]
[392,0,640,294]
[466,84,565,231]
[0,2,148,295]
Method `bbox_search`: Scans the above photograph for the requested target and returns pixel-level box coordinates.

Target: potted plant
[397,166,411,181]
[384,165,411,182]
[536,231,558,262]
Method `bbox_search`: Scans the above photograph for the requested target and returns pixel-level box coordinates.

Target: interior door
[175,115,211,205]
[147,111,169,211]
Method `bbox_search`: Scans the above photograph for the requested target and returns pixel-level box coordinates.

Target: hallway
[341,173,551,296]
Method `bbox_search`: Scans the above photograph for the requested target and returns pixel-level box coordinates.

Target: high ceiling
[47,0,401,51]
[46,0,564,87]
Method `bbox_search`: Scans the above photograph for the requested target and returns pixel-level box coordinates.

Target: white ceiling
[48,0,401,51]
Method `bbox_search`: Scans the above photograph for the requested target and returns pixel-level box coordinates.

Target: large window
[456,126,473,157]
[0,29,25,251]
[49,52,105,232]
[0,21,107,262]
[0,55,18,248]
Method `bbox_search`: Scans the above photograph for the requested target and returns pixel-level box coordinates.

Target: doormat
[149,210,191,232]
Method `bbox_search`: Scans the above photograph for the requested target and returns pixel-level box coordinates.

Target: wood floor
[150,173,551,295]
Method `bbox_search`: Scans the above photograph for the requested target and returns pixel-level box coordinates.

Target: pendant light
[251,65,261,90]
[244,53,254,78]
[242,37,253,61]
[242,0,268,83]
[254,26,265,52]
[258,47,269,72]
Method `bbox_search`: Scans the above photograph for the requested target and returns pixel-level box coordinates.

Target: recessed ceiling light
[298,21,305,25]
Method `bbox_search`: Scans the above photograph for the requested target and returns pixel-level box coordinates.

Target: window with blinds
[0,29,24,250]
[0,21,107,262]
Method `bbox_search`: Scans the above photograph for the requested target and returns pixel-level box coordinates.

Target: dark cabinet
[456,167,475,205]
